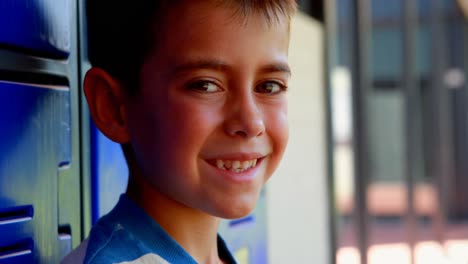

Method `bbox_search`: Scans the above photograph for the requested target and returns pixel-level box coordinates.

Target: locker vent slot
[0,239,33,260]
[0,205,33,225]
[0,69,69,86]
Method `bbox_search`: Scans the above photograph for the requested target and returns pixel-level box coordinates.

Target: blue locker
[90,127,128,223]
[0,0,71,58]
[0,81,71,263]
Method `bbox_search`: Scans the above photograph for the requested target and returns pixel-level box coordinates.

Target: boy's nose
[224,97,265,139]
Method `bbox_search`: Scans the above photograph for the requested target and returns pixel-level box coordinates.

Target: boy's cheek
[268,105,289,135]
[272,110,289,162]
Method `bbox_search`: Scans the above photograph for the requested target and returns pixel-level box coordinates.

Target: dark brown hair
[86,0,297,94]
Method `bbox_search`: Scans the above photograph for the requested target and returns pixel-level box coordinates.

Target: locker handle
[0,205,33,225]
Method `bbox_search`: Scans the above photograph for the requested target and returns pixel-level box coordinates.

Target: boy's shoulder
[62,195,198,264]
[62,194,237,264]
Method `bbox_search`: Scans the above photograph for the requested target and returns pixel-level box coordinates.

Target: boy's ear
[84,67,130,143]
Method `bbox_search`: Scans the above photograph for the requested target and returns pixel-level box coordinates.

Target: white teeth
[232,161,241,170]
[214,159,259,172]
[216,159,224,169]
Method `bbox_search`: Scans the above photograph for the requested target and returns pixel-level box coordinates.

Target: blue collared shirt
[62,194,237,264]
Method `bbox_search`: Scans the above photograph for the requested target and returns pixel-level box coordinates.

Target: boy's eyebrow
[171,59,229,74]
[170,59,291,77]
[259,63,291,77]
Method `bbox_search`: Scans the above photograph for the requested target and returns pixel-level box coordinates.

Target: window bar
[402,0,419,263]
[324,0,338,262]
[430,0,450,249]
[351,0,372,263]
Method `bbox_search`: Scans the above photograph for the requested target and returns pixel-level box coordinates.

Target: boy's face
[127,2,290,219]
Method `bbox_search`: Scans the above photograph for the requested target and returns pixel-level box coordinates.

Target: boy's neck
[126,174,224,264]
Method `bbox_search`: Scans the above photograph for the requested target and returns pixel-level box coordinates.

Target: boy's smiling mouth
[215,159,258,172]
[204,153,266,173]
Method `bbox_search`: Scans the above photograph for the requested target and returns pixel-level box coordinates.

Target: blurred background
[0,0,467,263]
[323,0,468,263]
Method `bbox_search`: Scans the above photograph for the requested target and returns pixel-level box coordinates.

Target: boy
[63,0,296,263]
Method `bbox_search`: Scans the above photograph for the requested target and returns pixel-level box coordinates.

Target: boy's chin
[210,200,258,220]
[219,210,253,220]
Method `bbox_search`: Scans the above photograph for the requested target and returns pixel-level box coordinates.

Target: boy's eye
[187,80,221,93]
[255,81,287,94]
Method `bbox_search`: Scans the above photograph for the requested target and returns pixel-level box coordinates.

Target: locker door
[0,0,82,263]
